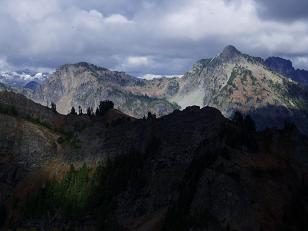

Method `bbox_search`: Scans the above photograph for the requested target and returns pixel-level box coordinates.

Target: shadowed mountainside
[0,92,308,230]
[265,57,308,86]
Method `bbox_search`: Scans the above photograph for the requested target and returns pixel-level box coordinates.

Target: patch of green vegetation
[22,141,159,229]
[241,73,247,83]
[122,92,179,116]
[250,75,257,86]
[24,164,93,219]
[270,81,281,91]
[227,68,239,86]
[170,101,180,109]
[228,66,255,89]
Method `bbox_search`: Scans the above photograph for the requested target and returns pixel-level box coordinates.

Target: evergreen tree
[70,106,77,115]
[51,102,57,113]
[147,112,156,119]
[78,106,83,115]
[87,107,94,116]
[96,101,114,116]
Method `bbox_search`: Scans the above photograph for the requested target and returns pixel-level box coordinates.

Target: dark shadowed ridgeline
[0,92,308,230]
[265,57,308,86]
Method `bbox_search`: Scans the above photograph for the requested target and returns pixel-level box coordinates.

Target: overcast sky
[0,0,308,76]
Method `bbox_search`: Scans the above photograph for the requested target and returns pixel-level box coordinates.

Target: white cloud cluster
[0,0,307,75]
[126,56,150,67]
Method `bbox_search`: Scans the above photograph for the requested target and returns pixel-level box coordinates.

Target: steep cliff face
[31,62,179,118]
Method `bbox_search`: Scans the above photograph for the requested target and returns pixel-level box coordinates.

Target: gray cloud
[0,0,308,75]
[255,0,308,21]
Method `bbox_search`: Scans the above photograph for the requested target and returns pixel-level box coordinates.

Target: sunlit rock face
[30,62,179,118]
[170,45,308,134]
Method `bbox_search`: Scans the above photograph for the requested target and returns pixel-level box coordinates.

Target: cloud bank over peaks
[0,0,307,75]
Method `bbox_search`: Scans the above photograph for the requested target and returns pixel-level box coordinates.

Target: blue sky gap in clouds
[0,0,308,76]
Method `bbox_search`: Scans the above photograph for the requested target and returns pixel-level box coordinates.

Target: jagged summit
[170,45,308,134]
[223,45,240,53]
[193,46,242,68]
[220,45,242,60]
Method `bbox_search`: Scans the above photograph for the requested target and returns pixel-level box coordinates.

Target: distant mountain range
[1,46,308,133]
[0,70,49,90]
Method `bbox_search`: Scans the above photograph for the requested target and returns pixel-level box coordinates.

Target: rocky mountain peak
[173,45,308,135]
[220,45,242,60]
